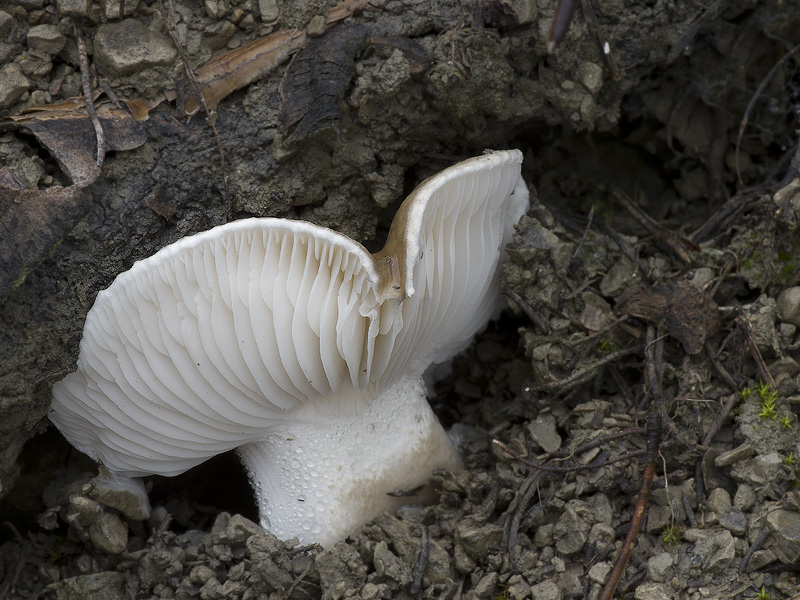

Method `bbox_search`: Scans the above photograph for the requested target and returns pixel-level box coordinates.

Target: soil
[1,0,800,598]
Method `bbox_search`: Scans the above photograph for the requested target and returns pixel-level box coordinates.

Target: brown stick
[74,24,105,168]
[599,326,664,600]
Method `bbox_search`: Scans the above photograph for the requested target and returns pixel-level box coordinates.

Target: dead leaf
[280,24,368,145]
[0,100,147,187]
[181,0,373,116]
[183,28,308,116]
[616,280,720,354]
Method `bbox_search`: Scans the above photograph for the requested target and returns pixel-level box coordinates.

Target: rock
[530,579,562,600]
[56,0,90,17]
[373,541,410,585]
[707,487,731,522]
[634,583,672,600]
[46,572,126,600]
[89,511,128,554]
[553,501,591,555]
[506,575,530,600]
[88,469,151,520]
[588,561,611,584]
[528,413,561,452]
[745,549,777,572]
[259,0,279,22]
[0,64,30,109]
[734,484,756,511]
[457,521,504,560]
[714,443,754,467]
[93,19,177,78]
[777,287,800,326]
[453,543,476,573]
[577,62,603,94]
[647,552,673,582]
[423,540,450,584]
[27,25,66,54]
[766,509,800,562]
[0,11,12,38]
[472,572,498,598]
[731,453,783,487]
[719,507,747,536]
[685,530,735,573]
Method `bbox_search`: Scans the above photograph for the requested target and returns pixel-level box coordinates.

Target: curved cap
[50,149,527,477]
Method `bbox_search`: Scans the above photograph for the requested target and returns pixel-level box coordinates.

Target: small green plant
[662,524,681,546]
[598,338,617,355]
[756,381,778,420]
[754,585,770,600]
[779,412,794,430]
[739,386,752,400]
[784,453,796,466]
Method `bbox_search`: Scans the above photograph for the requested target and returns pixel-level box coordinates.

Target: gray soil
[2,0,800,598]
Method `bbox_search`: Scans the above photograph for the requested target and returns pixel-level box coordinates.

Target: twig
[613,188,699,264]
[739,527,770,573]
[495,440,647,473]
[499,279,549,334]
[409,525,429,595]
[701,392,739,447]
[735,315,774,388]
[735,42,800,184]
[546,0,578,53]
[74,24,105,168]
[599,326,664,600]
[532,345,642,394]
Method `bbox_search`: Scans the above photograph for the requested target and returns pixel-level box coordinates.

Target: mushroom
[50,149,529,547]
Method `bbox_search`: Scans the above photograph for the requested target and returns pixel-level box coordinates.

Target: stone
[734,484,756,512]
[0,10,13,38]
[56,0,91,17]
[777,287,800,327]
[47,573,126,600]
[473,572,498,599]
[259,0,279,22]
[687,530,735,573]
[93,19,177,78]
[457,521,504,560]
[453,543,476,573]
[528,413,561,452]
[530,580,562,600]
[89,511,128,554]
[27,24,66,54]
[506,575,530,600]
[0,63,30,109]
[766,509,800,562]
[588,561,611,585]
[707,487,731,513]
[731,453,783,487]
[714,443,754,467]
[719,507,747,536]
[577,62,603,94]
[745,549,777,572]
[646,552,673,583]
[634,583,672,600]
[88,470,151,520]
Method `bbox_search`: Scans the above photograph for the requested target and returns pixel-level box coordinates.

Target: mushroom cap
[50,149,527,478]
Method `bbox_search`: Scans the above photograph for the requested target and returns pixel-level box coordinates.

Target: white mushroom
[50,149,529,547]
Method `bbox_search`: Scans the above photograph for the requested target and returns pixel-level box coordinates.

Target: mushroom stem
[236,376,462,547]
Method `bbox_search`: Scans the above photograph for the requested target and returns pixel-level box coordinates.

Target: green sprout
[739,386,752,400]
[756,381,778,420]
[598,338,617,355]
[662,525,681,546]
[779,412,794,430]
[784,452,796,466]
[754,585,770,600]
